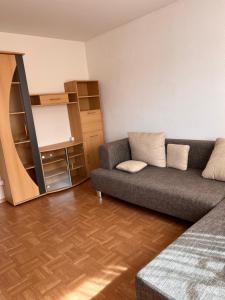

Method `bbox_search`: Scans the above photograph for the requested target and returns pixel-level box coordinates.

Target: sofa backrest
[166,139,215,170]
[100,138,215,170]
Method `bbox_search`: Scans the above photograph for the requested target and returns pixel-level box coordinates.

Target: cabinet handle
[24,123,28,137]
[50,98,61,101]
[90,135,98,138]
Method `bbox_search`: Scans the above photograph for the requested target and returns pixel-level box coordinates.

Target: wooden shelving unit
[0,52,45,205]
[0,53,103,204]
[64,80,104,173]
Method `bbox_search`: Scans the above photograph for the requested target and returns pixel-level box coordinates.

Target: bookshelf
[0,52,45,205]
[64,80,104,173]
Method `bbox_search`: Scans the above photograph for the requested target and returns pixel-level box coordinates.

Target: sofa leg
[97,191,103,204]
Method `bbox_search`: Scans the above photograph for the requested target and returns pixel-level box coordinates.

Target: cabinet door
[83,131,104,172]
[80,110,103,134]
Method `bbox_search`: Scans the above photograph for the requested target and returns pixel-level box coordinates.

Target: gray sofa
[91,138,225,299]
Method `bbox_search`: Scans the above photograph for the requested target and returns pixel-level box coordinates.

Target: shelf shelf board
[69,153,83,159]
[14,138,30,145]
[67,102,78,105]
[80,109,100,112]
[31,101,78,107]
[42,156,66,166]
[78,95,100,99]
[70,165,85,171]
[31,102,68,107]
[44,167,68,179]
[10,111,25,115]
[24,163,35,170]
[39,141,83,153]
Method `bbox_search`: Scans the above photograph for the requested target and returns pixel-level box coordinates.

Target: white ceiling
[0,0,177,41]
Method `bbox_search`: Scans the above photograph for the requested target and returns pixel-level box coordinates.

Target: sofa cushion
[166,139,215,170]
[116,160,147,173]
[128,132,166,168]
[91,167,225,222]
[167,144,190,171]
[136,198,225,300]
[202,138,225,182]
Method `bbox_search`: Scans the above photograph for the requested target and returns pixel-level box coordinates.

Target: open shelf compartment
[79,96,100,111]
[77,81,99,97]
[9,82,24,113]
[71,166,87,186]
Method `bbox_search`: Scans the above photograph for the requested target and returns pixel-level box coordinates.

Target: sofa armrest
[99,138,131,170]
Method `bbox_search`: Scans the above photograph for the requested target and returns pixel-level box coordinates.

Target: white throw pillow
[202,138,225,181]
[128,132,166,168]
[167,144,190,171]
[116,160,147,173]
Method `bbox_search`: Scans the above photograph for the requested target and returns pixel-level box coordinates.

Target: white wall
[0,32,89,199]
[0,32,88,147]
[86,0,225,142]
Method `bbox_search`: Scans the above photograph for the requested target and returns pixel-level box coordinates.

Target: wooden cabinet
[0,52,45,205]
[64,81,104,173]
[0,54,104,205]
[30,90,88,194]
[83,131,104,172]
[39,141,87,193]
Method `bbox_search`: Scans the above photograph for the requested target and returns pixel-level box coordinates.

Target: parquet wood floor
[0,181,190,300]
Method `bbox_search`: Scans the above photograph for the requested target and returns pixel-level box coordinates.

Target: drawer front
[80,110,103,133]
[40,93,69,105]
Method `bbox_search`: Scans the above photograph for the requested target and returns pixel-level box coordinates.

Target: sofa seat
[136,199,225,300]
[91,166,225,222]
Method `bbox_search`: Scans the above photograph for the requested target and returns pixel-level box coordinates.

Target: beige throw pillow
[167,144,190,171]
[116,160,147,173]
[128,132,166,168]
[202,138,225,181]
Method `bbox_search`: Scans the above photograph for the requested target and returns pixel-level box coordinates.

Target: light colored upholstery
[167,144,190,171]
[116,160,147,173]
[136,199,225,300]
[128,132,166,168]
[202,138,225,182]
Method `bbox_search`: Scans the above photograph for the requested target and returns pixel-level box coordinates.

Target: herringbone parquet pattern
[0,181,189,300]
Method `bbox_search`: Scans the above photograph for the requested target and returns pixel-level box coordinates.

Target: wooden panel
[83,130,104,172]
[80,109,103,133]
[0,51,25,55]
[0,54,39,205]
[64,81,77,93]
[67,103,83,143]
